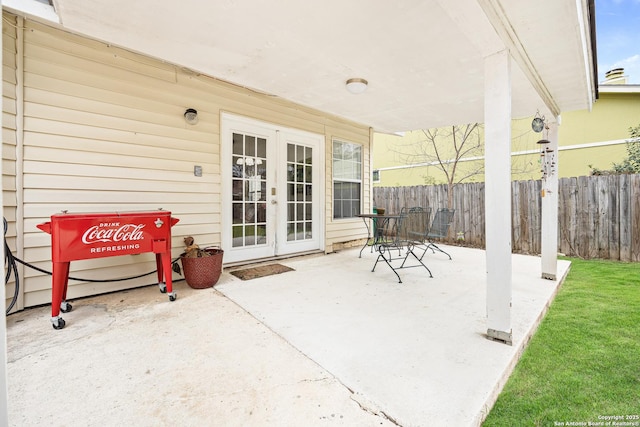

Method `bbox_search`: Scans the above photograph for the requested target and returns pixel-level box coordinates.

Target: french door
[221,114,323,263]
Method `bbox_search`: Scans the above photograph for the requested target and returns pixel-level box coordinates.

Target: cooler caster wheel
[168,292,177,302]
[158,282,167,293]
[60,301,73,313]
[52,318,66,330]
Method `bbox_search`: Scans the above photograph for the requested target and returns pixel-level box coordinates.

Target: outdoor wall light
[184,108,198,125]
[346,78,368,94]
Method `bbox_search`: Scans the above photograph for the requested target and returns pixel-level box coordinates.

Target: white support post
[484,50,513,345]
[541,119,559,280]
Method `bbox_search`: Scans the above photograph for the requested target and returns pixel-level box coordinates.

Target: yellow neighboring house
[373,68,640,187]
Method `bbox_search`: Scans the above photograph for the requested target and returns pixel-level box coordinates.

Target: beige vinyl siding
[3,12,21,312]
[3,13,370,308]
[21,19,220,306]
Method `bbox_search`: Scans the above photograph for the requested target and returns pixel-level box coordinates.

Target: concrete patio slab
[6,245,569,427]
[217,245,570,426]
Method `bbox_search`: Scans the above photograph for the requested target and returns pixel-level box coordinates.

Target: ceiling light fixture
[184,108,198,125]
[346,78,368,94]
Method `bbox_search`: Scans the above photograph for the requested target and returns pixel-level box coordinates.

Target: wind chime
[532,112,556,197]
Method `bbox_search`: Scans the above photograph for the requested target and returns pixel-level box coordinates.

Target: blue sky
[596,0,640,83]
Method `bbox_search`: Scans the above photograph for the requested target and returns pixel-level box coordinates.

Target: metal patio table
[357,213,403,258]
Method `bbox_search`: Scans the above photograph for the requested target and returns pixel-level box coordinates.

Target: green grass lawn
[483,258,640,426]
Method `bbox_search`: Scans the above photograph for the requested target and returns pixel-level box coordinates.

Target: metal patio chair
[417,207,455,260]
[400,206,431,243]
[372,207,433,283]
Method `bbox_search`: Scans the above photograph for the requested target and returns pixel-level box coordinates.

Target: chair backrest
[427,208,455,239]
[400,207,431,242]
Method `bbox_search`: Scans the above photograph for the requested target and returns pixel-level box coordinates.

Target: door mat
[230,263,294,280]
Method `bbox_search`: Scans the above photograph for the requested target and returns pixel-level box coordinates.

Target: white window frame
[332,139,362,219]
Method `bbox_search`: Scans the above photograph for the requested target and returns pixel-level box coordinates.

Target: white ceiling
[7,0,596,133]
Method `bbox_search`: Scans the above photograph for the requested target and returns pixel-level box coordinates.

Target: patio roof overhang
[1,0,597,346]
[5,0,597,133]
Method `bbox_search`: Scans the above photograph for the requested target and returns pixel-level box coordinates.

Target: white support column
[541,119,559,280]
[484,50,513,345]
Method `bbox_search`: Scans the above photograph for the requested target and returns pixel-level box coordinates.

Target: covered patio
[7,246,570,426]
[2,0,595,423]
[1,0,596,335]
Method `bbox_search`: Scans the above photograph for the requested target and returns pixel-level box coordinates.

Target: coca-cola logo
[82,223,146,244]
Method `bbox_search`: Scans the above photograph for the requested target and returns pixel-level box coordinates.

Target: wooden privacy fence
[373,174,640,261]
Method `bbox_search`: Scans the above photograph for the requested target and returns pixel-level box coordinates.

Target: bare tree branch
[390,124,486,209]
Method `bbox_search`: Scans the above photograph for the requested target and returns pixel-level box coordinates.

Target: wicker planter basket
[180,248,224,289]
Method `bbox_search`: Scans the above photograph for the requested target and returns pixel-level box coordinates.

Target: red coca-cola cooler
[37,210,180,329]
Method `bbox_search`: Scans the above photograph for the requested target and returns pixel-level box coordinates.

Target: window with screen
[332,140,362,219]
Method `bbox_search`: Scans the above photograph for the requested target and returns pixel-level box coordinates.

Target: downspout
[369,127,374,213]
[588,0,599,100]
[14,16,25,312]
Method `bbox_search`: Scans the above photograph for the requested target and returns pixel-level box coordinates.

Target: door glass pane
[287,183,295,201]
[305,147,312,164]
[257,203,266,222]
[288,203,295,220]
[232,203,243,224]
[296,184,304,201]
[244,225,255,246]
[245,136,256,156]
[287,144,295,162]
[296,203,303,221]
[232,180,243,200]
[245,203,255,222]
[305,202,312,220]
[256,225,266,244]
[296,164,304,182]
[258,160,267,180]
[231,132,268,249]
[232,133,243,155]
[232,225,243,247]
[257,138,267,158]
[286,142,313,241]
[259,182,267,202]
[287,163,295,182]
